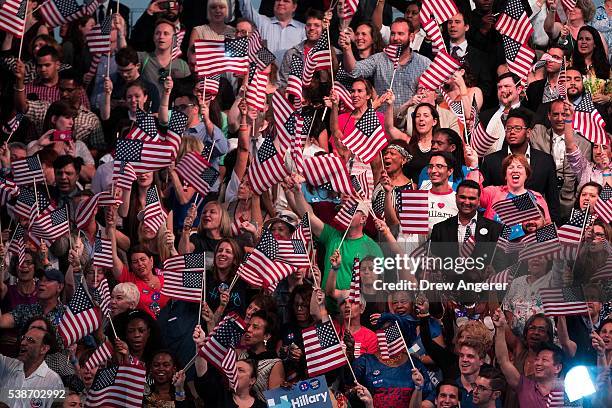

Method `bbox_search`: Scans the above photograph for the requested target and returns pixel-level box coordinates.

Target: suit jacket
[480,146,561,223]
[464,45,494,106]
[430,212,505,280]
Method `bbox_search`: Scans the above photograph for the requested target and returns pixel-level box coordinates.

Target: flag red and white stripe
[343,107,388,164]
[573,93,607,145]
[95,278,111,317]
[539,287,589,316]
[247,137,289,195]
[377,321,405,359]
[12,156,45,186]
[246,69,268,111]
[30,205,70,243]
[171,29,185,60]
[491,192,541,226]
[237,230,295,289]
[161,270,204,302]
[398,190,429,235]
[495,0,534,45]
[112,161,137,190]
[84,340,113,370]
[85,364,146,408]
[348,258,361,304]
[143,186,167,232]
[420,17,445,54]
[303,155,354,196]
[333,199,360,231]
[0,0,27,38]
[59,282,101,347]
[75,191,121,229]
[175,152,219,197]
[594,184,612,223]
[93,234,113,269]
[194,37,249,77]
[420,0,458,25]
[418,49,461,91]
[302,320,347,377]
[0,175,19,206]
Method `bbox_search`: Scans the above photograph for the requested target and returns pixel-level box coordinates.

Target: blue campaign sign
[264,375,333,408]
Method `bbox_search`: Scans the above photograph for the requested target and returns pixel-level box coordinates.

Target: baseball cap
[43,268,65,284]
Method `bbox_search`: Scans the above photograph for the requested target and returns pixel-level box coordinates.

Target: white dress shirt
[485,101,522,154]
[457,213,478,243]
[0,355,64,408]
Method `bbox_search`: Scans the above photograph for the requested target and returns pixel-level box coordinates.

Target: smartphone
[159,1,176,11]
[52,130,73,142]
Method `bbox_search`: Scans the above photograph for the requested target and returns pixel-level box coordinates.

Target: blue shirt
[492,191,539,240]
[239,0,306,63]
[418,165,469,191]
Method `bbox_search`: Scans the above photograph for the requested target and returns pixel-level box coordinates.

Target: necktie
[98,5,105,24]
[451,45,461,60]
[464,225,472,243]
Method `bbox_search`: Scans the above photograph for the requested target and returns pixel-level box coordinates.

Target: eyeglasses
[174,103,195,111]
[505,125,528,133]
[20,335,37,345]
[472,384,493,393]
[593,232,606,238]
[427,163,448,170]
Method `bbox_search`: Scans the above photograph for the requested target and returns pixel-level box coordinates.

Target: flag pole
[207,139,217,162]
[28,0,49,15]
[202,76,207,105]
[17,0,30,61]
[197,269,206,326]
[328,317,358,384]
[32,176,40,216]
[570,203,590,277]
[183,353,199,371]
[389,68,398,90]
[36,155,51,198]
[337,209,357,250]
[395,320,416,369]
[227,271,240,293]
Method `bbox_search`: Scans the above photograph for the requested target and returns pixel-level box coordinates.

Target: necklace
[378,352,406,366]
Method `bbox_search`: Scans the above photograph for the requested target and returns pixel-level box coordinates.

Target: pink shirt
[479,185,551,224]
[338,112,385,139]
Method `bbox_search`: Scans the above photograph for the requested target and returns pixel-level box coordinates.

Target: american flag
[246,66,268,111]
[539,287,589,316]
[398,190,429,235]
[59,281,101,347]
[171,29,185,60]
[143,186,167,232]
[303,29,332,87]
[247,29,263,61]
[161,269,204,302]
[302,320,347,377]
[39,0,81,28]
[420,16,445,54]
[7,224,26,266]
[93,278,111,316]
[573,93,607,145]
[10,185,51,221]
[197,75,221,101]
[339,0,358,19]
[12,156,45,186]
[419,0,458,25]
[418,49,461,91]
[0,175,18,206]
[75,191,120,229]
[286,54,304,108]
[495,0,533,44]
[303,155,354,196]
[351,170,372,200]
[30,205,70,243]
[114,135,175,173]
[335,80,355,113]
[86,15,112,54]
[84,339,113,370]
[163,253,206,272]
[194,37,249,77]
[502,35,535,85]
[199,312,246,390]
[496,224,524,254]
[128,109,159,141]
[297,212,313,248]
[247,137,288,195]
[93,233,113,269]
[594,183,612,223]
[491,192,541,226]
[561,0,577,13]
[558,208,590,259]
[85,364,147,408]
[1,112,23,137]
[441,88,465,125]
[470,117,496,157]
[485,264,519,285]
[175,152,219,197]
[272,90,298,152]
[0,0,27,37]
[276,232,310,268]
[236,229,295,289]
[348,258,361,304]
[384,44,402,69]
[248,38,275,71]
[290,113,306,173]
[112,161,137,190]
[377,322,405,359]
[333,199,360,230]
[343,107,388,164]
[518,223,561,261]
[557,58,566,100]
[164,110,188,156]
[84,54,101,87]
[547,389,565,408]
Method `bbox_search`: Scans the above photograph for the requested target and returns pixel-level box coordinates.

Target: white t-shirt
[428,189,458,230]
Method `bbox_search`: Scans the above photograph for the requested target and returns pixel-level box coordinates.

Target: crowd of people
[0,0,611,407]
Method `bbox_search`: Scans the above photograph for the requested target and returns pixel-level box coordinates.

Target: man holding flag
[341,17,430,109]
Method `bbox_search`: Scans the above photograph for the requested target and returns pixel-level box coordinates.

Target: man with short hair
[53,155,83,215]
[472,366,506,408]
[530,99,591,220]
[0,326,64,407]
[427,152,458,229]
[480,107,560,223]
[477,72,530,155]
[342,17,430,109]
[565,67,609,132]
[239,0,306,62]
[14,67,105,152]
[111,46,160,112]
[435,380,461,408]
[493,309,565,407]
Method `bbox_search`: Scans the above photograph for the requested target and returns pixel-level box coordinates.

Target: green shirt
[319,224,383,290]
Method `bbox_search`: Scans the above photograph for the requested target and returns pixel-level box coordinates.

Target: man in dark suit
[480,107,561,223]
[430,179,505,282]
[444,9,494,107]
[96,0,131,32]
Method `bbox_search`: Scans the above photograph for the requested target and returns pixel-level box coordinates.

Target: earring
[263,338,268,346]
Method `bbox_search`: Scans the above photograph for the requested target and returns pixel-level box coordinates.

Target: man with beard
[0,325,63,407]
[472,366,506,408]
[493,309,565,408]
[343,17,430,109]
[565,66,610,133]
[480,108,560,222]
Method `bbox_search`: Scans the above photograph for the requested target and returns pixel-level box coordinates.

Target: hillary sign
[264,376,332,408]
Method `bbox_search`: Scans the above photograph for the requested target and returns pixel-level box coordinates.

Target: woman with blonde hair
[189,0,236,48]
[179,200,231,253]
[138,221,178,267]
